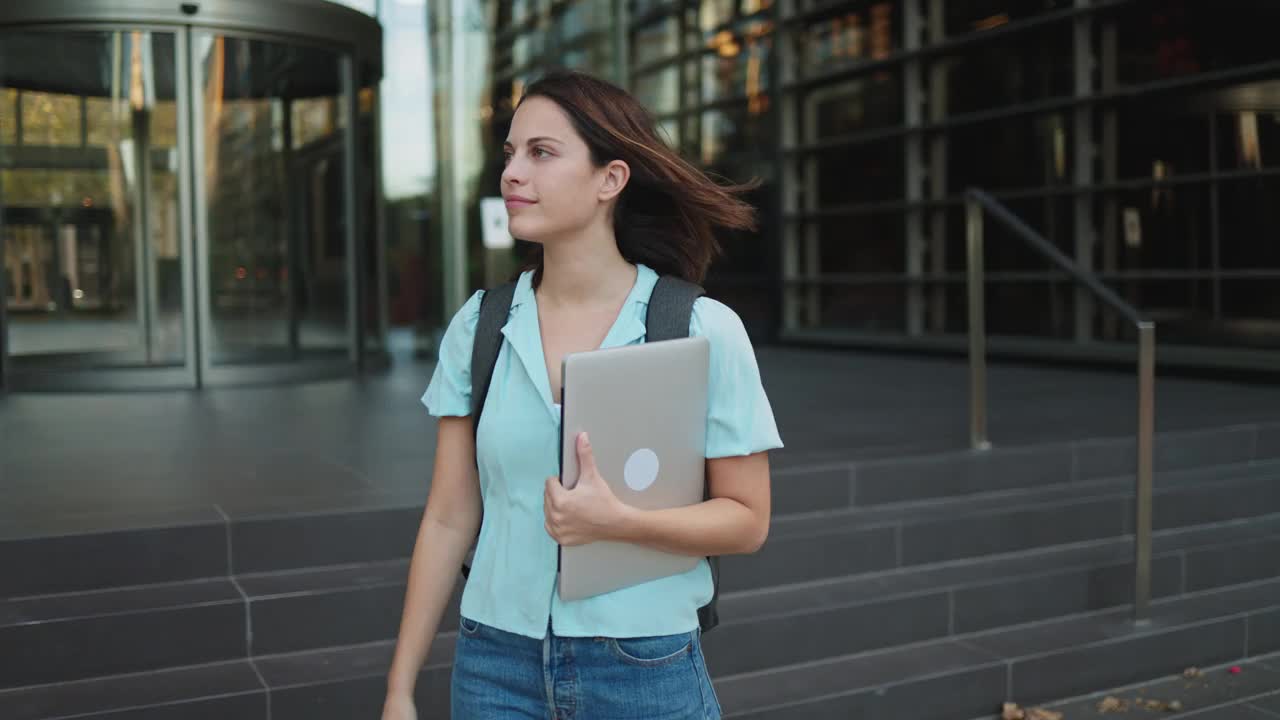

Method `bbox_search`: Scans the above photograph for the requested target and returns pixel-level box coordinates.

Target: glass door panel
[0,29,183,370]
[192,33,351,367]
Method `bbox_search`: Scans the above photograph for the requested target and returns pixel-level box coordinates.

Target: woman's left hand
[545,432,631,546]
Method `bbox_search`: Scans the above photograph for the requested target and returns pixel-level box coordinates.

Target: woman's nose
[502,157,526,186]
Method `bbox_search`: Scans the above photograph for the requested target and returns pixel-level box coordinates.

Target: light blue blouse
[421,263,783,639]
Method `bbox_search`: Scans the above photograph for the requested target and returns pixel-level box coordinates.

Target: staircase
[2,420,1279,719]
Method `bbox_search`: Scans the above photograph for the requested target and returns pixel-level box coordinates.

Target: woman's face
[501,96,621,244]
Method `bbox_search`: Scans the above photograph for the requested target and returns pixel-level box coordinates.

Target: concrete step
[5,460,1278,693]
[0,658,269,720]
[0,492,423,598]
[3,430,1277,717]
[772,421,1280,514]
[7,421,1277,599]
[0,560,445,690]
[0,636,456,720]
[734,459,1280,591]
[705,512,1280,676]
[6,505,1278,713]
[255,639,453,720]
[715,576,1280,719]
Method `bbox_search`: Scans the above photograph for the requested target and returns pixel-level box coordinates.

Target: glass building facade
[438,0,1280,370]
[4,0,1278,391]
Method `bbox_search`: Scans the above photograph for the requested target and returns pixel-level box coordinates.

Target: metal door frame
[2,18,375,390]
[0,22,198,391]
[190,28,362,386]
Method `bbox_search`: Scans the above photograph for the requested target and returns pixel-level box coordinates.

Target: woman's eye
[502,152,513,164]
[533,147,549,158]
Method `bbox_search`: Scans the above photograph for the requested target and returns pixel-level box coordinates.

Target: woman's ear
[598,159,630,202]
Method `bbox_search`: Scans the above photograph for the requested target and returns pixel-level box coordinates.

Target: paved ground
[2,345,1279,535]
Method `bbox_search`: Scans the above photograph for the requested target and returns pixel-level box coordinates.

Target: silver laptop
[557,336,710,602]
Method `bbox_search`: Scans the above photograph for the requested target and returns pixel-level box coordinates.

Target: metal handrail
[965,188,1156,623]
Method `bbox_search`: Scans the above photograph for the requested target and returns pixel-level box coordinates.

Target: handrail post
[966,197,991,451]
[1134,321,1156,622]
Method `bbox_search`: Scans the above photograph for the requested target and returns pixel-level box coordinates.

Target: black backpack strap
[461,280,516,580]
[647,275,721,634]
[471,281,518,447]
[645,275,705,343]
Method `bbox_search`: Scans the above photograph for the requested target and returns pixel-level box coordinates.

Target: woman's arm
[385,416,483,700]
[544,432,770,556]
[618,451,771,555]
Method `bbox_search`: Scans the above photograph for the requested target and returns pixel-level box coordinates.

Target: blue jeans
[450,616,723,719]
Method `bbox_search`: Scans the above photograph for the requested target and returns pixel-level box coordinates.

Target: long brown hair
[515,69,758,284]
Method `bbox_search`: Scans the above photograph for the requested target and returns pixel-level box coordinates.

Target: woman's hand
[545,432,632,546]
[381,692,416,720]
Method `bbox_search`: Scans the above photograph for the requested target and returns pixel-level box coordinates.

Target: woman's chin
[509,223,545,245]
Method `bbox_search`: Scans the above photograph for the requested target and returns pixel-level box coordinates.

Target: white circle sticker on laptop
[624,449,660,492]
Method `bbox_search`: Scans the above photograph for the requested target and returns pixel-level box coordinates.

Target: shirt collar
[500,263,659,418]
[508,262,658,318]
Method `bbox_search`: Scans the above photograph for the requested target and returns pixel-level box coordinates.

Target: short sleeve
[421,290,485,417]
[690,297,784,459]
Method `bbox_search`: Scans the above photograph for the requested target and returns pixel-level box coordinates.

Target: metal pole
[282,97,300,361]
[966,198,991,451]
[1208,113,1222,321]
[341,54,362,371]
[0,157,8,393]
[1072,0,1095,344]
[134,106,156,365]
[176,27,200,388]
[1133,320,1156,622]
[612,0,629,87]
[904,0,926,337]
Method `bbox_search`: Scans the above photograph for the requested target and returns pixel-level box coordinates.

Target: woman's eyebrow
[503,136,565,147]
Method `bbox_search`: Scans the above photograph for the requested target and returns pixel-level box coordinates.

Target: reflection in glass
[634,66,679,115]
[633,17,679,67]
[811,140,903,205]
[1109,0,1280,89]
[1216,177,1279,270]
[947,114,1073,193]
[0,88,16,145]
[513,29,545,68]
[935,29,1072,115]
[699,0,735,34]
[697,107,772,173]
[800,71,900,139]
[1220,109,1278,170]
[195,34,350,365]
[657,118,681,149]
[811,212,907,331]
[558,0,610,45]
[1,30,183,365]
[943,0,1069,37]
[20,92,83,147]
[512,0,534,26]
[1115,110,1207,180]
[796,2,898,77]
[699,24,772,108]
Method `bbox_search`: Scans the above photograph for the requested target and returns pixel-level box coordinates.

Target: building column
[904,0,926,336]
[1100,12,1119,340]
[926,0,947,333]
[0,169,7,392]
[1072,0,1096,342]
[434,0,472,318]
[612,0,630,87]
[777,0,801,333]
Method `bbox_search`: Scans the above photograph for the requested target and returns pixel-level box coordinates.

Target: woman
[382,69,782,720]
